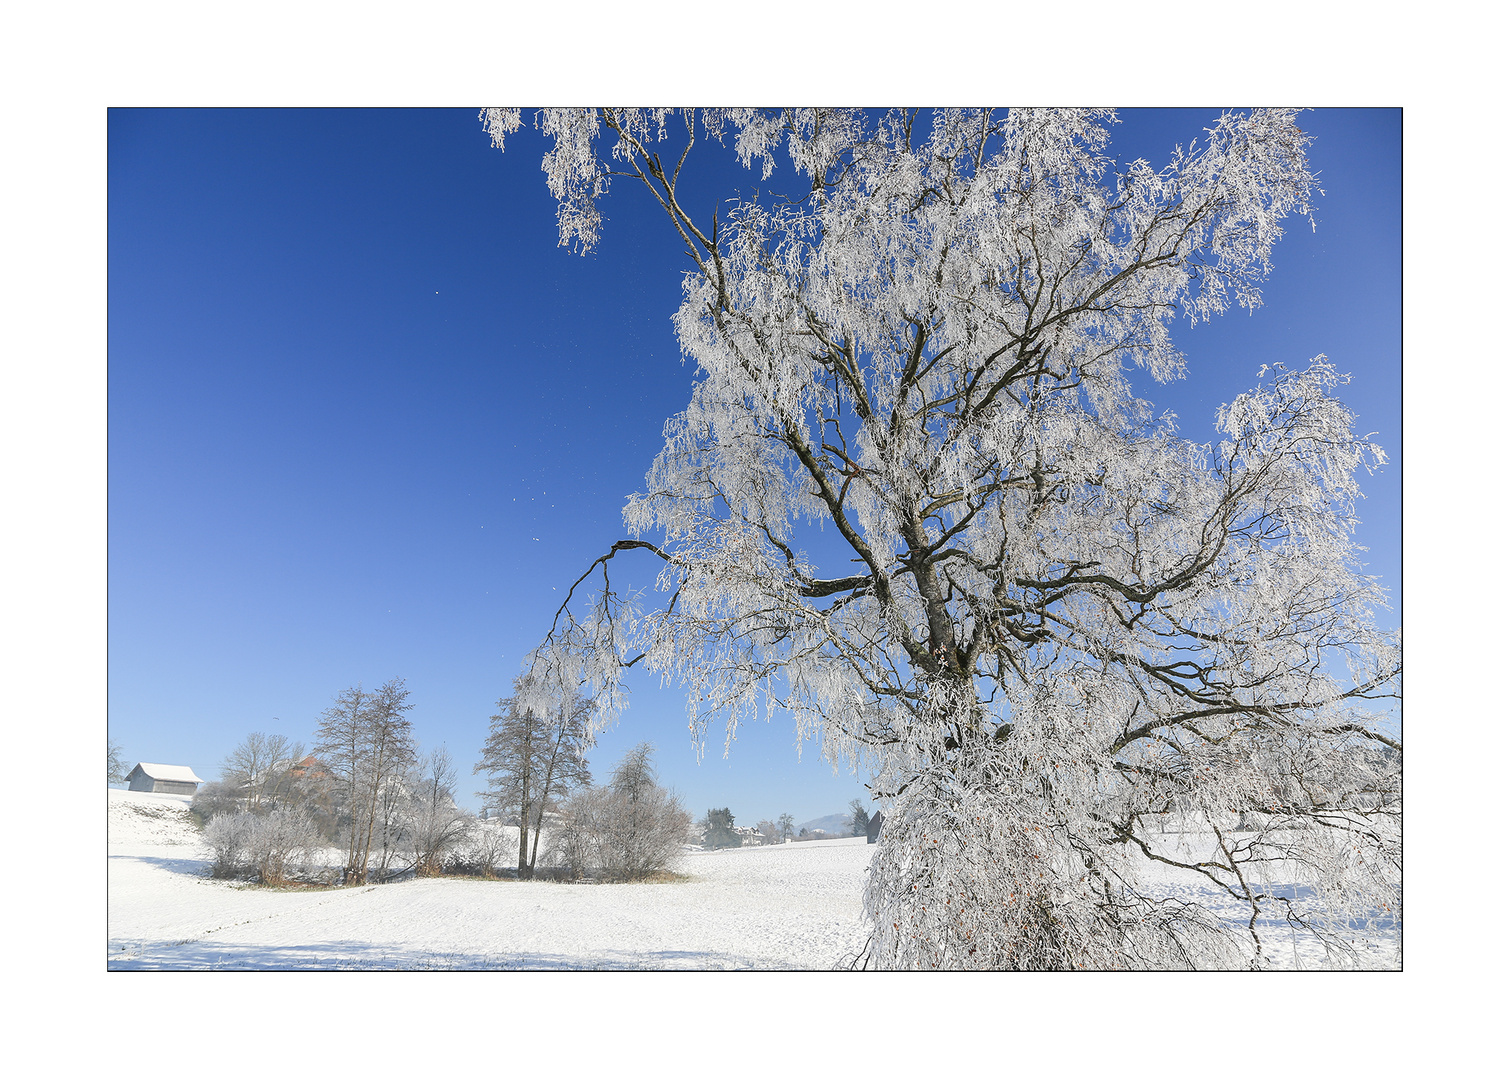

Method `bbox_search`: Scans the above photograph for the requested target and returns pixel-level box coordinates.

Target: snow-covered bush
[402,747,473,877]
[204,811,252,878]
[598,788,691,880]
[551,745,691,881]
[447,816,512,877]
[248,808,321,885]
[203,808,321,885]
[551,787,607,879]
[190,780,245,827]
[407,800,471,876]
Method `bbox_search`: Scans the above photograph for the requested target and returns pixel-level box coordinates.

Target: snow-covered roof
[130,762,205,784]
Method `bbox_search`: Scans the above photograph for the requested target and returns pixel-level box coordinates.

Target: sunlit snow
[108,788,1395,969]
[108,788,872,970]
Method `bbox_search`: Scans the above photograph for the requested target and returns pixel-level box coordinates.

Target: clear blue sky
[107,108,1401,820]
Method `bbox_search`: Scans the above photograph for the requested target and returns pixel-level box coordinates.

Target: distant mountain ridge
[797,813,855,836]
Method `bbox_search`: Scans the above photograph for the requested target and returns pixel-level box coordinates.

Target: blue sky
[107,108,1401,821]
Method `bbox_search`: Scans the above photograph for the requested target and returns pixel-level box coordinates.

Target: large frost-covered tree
[482,108,1401,969]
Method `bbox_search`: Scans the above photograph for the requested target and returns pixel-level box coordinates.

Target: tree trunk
[517,770,532,879]
[528,730,563,876]
[344,771,362,883]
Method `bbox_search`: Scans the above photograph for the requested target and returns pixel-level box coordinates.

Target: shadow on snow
[106,939,802,971]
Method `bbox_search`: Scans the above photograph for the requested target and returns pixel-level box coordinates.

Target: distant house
[287,755,331,782]
[124,762,205,795]
[866,810,884,844]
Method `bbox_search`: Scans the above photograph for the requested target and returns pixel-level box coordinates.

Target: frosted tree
[848,799,872,837]
[599,742,692,878]
[220,731,305,813]
[482,108,1401,969]
[550,744,690,879]
[473,674,593,879]
[406,746,473,876]
[314,679,417,884]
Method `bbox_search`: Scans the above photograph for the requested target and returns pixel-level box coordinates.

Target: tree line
[190,677,689,886]
[701,800,873,847]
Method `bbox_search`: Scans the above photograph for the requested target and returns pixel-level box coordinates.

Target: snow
[107,788,1396,969]
[108,789,873,970]
[1134,830,1401,970]
[125,762,204,784]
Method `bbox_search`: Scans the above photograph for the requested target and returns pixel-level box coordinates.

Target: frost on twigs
[487,108,1400,968]
[204,808,321,886]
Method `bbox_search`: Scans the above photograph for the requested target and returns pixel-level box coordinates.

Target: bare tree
[107,738,127,785]
[407,746,473,876]
[474,675,592,879]
[556,744,691,880]
[777,813,795,842]
[313,684,369,877]
[371,768,410,880]
[354,679,417,881]
[314,679,417,884]
[221,731,305,813]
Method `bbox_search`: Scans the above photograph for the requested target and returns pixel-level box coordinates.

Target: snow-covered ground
[108,788,1397,970]
[1133,831,1401,970]
[108,788,872,970]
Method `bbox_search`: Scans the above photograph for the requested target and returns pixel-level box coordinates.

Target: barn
[124,762,205,795]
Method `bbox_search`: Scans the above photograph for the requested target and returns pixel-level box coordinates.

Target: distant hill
[797,813,856,836]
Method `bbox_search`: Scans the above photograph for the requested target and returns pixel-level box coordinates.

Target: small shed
[866,810,884,844]
[124,762,205,795]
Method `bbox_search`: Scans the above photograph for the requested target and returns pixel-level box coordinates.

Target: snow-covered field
[108,788,1397,970]
[1131,833,1400,970]
[108,788,873,970]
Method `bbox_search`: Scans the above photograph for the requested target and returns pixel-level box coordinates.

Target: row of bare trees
[752,813,797,845]
[196,675,688,885]
[195,678,474,885]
